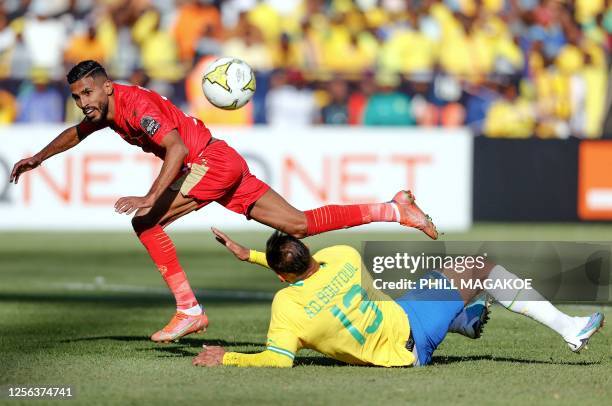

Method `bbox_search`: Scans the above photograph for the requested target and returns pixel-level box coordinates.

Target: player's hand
[114,195,155,215]
[10,156,42,184]
[192,345,225,367]
[211,227,250,261]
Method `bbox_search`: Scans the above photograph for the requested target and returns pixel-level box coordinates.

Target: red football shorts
[177,140,270,216]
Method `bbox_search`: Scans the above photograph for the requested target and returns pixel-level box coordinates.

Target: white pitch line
[52,282,275,300]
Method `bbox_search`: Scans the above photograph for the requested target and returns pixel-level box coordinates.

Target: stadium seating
[0,0,609,137]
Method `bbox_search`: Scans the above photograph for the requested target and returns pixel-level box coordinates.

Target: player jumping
[9,60,438,343]
[192,229,605,367]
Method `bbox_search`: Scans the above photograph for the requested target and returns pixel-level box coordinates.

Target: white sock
[390,202,401,222]
[486,265,587,338]
[178,304,202,316]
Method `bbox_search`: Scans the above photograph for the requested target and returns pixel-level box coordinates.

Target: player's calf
[474,264,605,352]
[249,187,439,240]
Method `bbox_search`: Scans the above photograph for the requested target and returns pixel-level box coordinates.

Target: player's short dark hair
[265,231,311,275]
[66,60,108,84]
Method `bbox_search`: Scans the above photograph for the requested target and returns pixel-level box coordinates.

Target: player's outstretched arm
[193,345,294,368]
[10,125,85,184]
[212,227,273,270]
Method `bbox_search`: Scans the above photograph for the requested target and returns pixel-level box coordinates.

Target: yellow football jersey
[223,245,415,367]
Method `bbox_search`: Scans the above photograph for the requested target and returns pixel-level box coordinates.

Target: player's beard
[86,100,109,123]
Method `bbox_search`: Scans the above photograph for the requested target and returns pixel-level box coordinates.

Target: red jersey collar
[110,82,124,125]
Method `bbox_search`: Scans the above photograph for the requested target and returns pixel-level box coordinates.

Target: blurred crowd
[0,0,610,137]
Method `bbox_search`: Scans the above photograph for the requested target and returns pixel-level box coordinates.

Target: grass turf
[0,223,610,405]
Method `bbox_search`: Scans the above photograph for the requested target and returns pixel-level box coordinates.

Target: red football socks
[138,225,198,310]
[304,203,399,236]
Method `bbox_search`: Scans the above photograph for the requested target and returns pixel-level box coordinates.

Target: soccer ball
[202,57,256,110]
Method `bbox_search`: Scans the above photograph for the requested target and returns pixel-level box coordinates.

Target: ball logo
[242,74,256,92]
[203,61,232,92]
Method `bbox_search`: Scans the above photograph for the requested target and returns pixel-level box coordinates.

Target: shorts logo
[141,116,161,137]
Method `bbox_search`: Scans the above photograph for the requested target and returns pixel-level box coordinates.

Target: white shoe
[563,312,605,353]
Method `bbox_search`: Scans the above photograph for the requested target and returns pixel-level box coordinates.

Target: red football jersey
[77,83,212,163]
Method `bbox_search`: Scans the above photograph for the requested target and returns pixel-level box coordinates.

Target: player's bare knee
[287,218,308,239]
[132,215,157,235]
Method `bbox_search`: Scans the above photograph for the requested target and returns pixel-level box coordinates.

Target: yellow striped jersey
[222,245,414,367]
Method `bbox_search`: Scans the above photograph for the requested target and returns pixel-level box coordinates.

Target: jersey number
[330,284,383,345]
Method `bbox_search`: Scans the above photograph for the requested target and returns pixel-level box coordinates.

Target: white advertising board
[0,126,472,231]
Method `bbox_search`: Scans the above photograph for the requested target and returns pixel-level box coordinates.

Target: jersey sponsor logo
[141,116,161,137]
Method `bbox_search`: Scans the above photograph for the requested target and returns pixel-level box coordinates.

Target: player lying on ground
[193,229,605,367]
[9,60,438,343]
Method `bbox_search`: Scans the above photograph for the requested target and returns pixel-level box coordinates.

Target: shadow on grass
[60,335,262,348]
[59,336,599,367]
[294,356,347,367]
[431,355,602,366]
[152,348,347,366]
[60,335,347,366]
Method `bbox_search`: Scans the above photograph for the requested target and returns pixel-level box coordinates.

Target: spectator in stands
[4,0,31,22]
[378,9,438,77]
[409,74,438,126]
[288,20,324,71]
[194,24,223,60]
[128,67,150,88]
[223,13,274,71]
[21,1,67,78]
[272,32,302,70]
[0,9,16,78]
[483,79,534,138]
[0,0,606,135]
[408,73,465,127]
[0,89,18,124]
[438,14,492,81]
[8,28,31,80]
[245,0,282,47]
[16,67,63,123]
[97,1,141,79]
[576,52,607,138]
[347,72,376,125]
[464,80,499,134]
[64,24,107,66]
[321,13,377,75]
[266,69,317,126]
[134,8,183,82]
[173,0,221,63]
[363,71,415,126]
[528,1,567,59]
[320,77,349,125]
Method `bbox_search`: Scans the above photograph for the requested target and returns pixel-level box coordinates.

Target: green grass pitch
[0,223,610,405]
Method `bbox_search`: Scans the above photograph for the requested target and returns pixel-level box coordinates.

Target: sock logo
[157,265,168,276]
